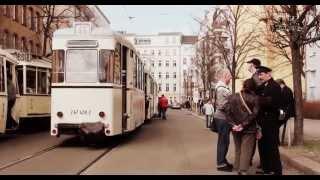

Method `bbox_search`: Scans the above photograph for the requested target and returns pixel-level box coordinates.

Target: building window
[22,6,27,26]
[151,49,154,55]
[151,72,154,78]
[173,61,176,67]
[12,34,17,49]
[173,72,176,78]
[166,72,169,79]
[21,37,27,52]
[158,72,161,79]
[36,44,41,56]
[166,83,169,91]
[183,70,187,76]
[173,83,176,92]
[151,60,154,67]
[3,31,9,49]
[158,49,161,56]
[29,7,35,30]
[165,37,169,44]
[165,49,169,56]
[29,40,34,54]
[13,5,18,21]
[158,60,161,67]
[183,57,187,65]
[159,83,161,91]
[172,37,176,44]
[6,6,11,18]
[165,60,169,67]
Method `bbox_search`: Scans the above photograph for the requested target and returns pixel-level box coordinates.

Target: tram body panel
[51,87,123,136]
[13,96,50,118]
[0,96,7,133]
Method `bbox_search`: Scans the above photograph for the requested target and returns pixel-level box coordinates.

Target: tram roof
[53,23,137,53]
[17,57,51,69]
[0,48,18,64]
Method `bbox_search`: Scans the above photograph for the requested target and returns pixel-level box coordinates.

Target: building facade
[125,33,197,104]
[0,5,109,60]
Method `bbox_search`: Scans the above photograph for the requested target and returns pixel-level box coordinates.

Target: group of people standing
[204,58,294,175]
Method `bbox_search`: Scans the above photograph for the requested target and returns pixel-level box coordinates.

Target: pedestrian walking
[256,66,283,175]
[213,69,233,172]
[159,94,169,120]
[203,99,215,128]
[222,78,261,175]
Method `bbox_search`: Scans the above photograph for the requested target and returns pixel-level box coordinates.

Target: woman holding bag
[222,78,261,175]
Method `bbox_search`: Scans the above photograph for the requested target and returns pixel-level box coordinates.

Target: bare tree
[214,5,263,94]
[260,5,320,145]
[193,8,226,98]
[36,5,89,57]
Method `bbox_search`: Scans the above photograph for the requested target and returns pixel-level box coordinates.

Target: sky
[99,5,214,35]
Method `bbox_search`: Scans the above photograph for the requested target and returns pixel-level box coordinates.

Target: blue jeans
[215,117,232,166]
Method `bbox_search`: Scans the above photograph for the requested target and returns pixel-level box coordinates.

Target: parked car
[171,102,181,109]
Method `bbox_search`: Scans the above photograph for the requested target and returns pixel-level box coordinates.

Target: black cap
[246,58,261,67]
[256,66,272,73]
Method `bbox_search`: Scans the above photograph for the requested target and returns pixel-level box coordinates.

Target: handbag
[209,86,221,133]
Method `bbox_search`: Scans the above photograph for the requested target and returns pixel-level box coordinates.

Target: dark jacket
[280,86,295,119]
[222,90,260,133]
[258,78,282,124]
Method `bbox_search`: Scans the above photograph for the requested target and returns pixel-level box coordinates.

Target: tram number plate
[71,109,92,116]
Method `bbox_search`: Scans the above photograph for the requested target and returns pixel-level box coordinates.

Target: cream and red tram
[15,57,51,123]
[51,22,146,137]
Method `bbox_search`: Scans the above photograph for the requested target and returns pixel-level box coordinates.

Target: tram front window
[66,49,98,83]
[37,68,47,94]
[26,67,36,94]
[99,49,114,83]
[0,57,4,92]
[52,50,65,83]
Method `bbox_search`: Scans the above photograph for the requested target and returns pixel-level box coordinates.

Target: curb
[280,147,320,175]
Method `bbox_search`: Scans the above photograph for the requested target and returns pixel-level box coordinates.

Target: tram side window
[37,68,47,94]
[16,66,23,95]
[114,44,121,84]
[26,67,36,94]
[99,49,114,83]
[0,58,4,92]
[133,55,137,88]
[52,50,65,83]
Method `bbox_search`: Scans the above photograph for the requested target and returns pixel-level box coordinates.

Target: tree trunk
[291,41,304,146]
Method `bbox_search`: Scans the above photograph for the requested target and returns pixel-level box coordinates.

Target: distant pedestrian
[213,69,233,172]
[159,94,169,120]
[256,66,283,175]
[203,99,215,128]
[222,78,260,175]
[158,97,161,118]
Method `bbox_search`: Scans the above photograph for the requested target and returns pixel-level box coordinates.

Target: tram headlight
[57,111,63,118]
[99,111,105,118]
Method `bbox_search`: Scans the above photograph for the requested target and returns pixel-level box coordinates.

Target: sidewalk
[280,119,320,175]
[189,108,320,175]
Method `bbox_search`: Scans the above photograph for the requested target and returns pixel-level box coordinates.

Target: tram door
[121,45,128,132]
[0,58,6,133]
[5,62,18,128]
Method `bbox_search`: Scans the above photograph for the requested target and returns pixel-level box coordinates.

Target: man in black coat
[276,79,295,145]
[256,66,283,175]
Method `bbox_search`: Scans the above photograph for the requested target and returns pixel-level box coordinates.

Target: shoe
[217,165,233,172]
[226,162,233,169]
[238,171,248,175]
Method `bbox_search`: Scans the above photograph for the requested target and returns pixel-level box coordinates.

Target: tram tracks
[0,136,122,174]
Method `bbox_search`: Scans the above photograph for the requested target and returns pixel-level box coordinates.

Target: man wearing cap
[256,66,283,175]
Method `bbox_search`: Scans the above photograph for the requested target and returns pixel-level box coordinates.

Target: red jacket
[159,96,169,109]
